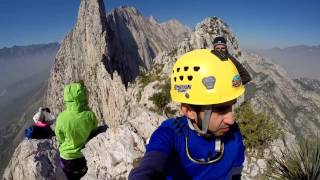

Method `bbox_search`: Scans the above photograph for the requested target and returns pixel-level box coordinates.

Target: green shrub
[234,102,281,149]
[149,79,171,114]
[267,137,320,180]
[164,106,178,117]
[168,48,178,57]
[138,63,165,88]
[139,72,160,88]
[149,91,170,110]
[137,91,142,102]
[153,64,163,75]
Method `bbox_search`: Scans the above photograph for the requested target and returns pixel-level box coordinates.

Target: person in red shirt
[33,107,55,127]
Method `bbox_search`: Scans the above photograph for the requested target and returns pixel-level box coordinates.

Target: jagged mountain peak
[197,16,229,26]
[109,6,189,30]
[161,19,186,26]
[148,16,158,24]
[46,0,191,125]
[4,0,320,179]
[46,0,114,120]
[110,5,141,15]
[195,16,239,50]
[105,5,191,85]
[171,16,241,60]
[75,0,107,34]
[160,19,192,36]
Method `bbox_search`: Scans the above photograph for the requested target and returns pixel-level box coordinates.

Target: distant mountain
[3,0,320,179]
[0,68,50,118]
[0,42,59,91]
[0,42,59,124]
[106,6,191,85]
[294,77,320,94]
[0,43,59,60]
[250,45,320,80]
[0,43,58,177]
[0,81,47,178]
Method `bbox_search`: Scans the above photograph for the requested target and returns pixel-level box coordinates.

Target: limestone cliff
[106,6,191,85]
[3,0,320,179]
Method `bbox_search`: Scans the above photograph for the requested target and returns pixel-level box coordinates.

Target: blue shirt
[146,116,245,180]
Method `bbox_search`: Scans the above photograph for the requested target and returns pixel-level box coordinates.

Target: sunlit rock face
[4,0,320,179]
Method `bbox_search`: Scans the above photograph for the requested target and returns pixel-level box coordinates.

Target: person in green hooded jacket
[55,82,97,180]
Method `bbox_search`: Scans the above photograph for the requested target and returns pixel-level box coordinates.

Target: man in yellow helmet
[129,49,246,179]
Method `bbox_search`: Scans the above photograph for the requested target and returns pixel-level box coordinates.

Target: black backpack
[24,125,55,139]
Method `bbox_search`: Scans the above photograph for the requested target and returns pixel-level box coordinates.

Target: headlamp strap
[215,138,222,152]
[201,106,212,134]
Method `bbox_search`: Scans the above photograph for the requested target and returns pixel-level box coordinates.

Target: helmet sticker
[232,75,242,87]
[202,76,216,89]
[175,84,191,93]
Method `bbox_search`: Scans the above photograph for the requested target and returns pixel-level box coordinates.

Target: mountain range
[251,45,320,80]
[0,43,59,177]
[2,0,320,179]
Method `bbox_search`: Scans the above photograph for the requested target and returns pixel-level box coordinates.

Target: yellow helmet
[170,49,245,105]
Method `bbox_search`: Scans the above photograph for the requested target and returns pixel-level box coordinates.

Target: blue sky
[0,0,319,49]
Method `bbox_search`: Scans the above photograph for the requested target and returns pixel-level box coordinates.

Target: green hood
[63,83,88,111]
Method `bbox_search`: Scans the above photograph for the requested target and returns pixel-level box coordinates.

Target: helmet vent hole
[194,66,200,71]
[179,76,184,81]
[184,66,189,71]
[188,76,193,81]
[174,77,177,82]
[173,70,174,73]
[177,68,180,72]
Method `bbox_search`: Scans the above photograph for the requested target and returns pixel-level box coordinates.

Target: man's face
[214,44,227,53]
[182,101,235,136]
[198,105,234,136]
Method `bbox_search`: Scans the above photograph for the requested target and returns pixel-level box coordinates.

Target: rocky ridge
[243,51,320,137]
[2,139,66,180]
[105,6,191,85]
[3,0,320,179]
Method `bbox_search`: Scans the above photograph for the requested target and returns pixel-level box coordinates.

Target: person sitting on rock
[212,36,251,85]
[33,107,55,127]
[129,49,246,179]
[55,82,97,180]
[24,107,55,139]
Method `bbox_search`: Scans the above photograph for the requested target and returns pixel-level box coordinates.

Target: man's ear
[180,103,197,120]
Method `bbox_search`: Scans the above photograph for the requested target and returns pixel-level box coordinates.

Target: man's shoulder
[230,122,241,132]
[225,122,243,143]
[160,116,188,131]
[146,117,187,154]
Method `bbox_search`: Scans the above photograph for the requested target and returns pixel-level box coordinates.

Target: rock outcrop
[243,51,320,137]
[82,125,145,179]
[105,6,191,85]
[2,139,66,180]
[46,0,127,128]
[4,0,320,179]
[46,0,191,127]
[294,77,320,94]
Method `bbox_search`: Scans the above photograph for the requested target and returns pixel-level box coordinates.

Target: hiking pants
[60,157,88,180]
